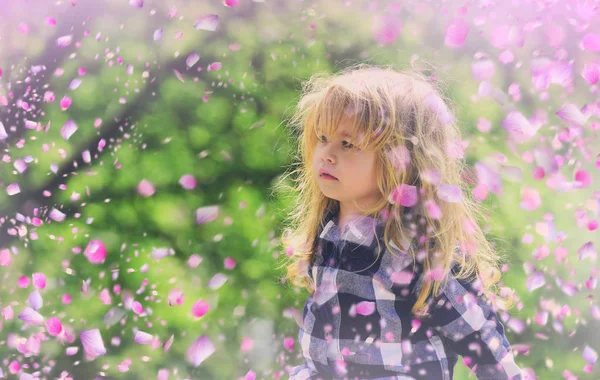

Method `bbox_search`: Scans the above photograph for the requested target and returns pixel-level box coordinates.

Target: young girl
[276,64,523,380]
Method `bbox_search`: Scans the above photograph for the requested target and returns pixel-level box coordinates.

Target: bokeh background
[0,0,599,379]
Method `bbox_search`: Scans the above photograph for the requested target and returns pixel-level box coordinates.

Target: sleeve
[288,362,321,380]
[426,273,523,380]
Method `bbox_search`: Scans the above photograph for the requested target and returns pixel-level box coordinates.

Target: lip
[318,168,338,180]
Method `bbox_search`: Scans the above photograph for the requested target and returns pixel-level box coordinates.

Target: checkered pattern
[288,209,523,380]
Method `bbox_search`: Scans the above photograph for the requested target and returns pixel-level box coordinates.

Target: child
[276,64,523,380]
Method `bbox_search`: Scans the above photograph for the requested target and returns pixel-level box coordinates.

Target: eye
[317,135,327,143]
[342,140,355,149]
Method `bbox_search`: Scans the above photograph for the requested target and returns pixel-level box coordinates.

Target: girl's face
[312,116,383,215]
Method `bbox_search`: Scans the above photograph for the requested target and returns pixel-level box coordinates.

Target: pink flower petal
[138,179,155,197]
[471,59,495,81]
[49,208,66,222]
[56,35,72,48]
[578,242,596,261]
[436,184,462,203]
[61,119,78,140]
[163,334,175,352]
[195,14,219,31]
[192,299,210,318]
[84,239,107,264]
[386,145,411,172]
[187,335,215,367]
[520,187,541,211]
[526,271,545,292]
[134,330,153,344]
[80,329,107,358]
[224,0,239,7]
[556,103,589,127]
[132,301,144,315]
[32,272,47,289]
[372,14,402,45]
[574,169,592,189]
[582,63,600,85]
[6,183,21,196]
[28,290,43,310]
[45,317,63,336]
[179,174,197,189]
[424,200,443,219]
[582,33,600,52]
[0,248,11,266]
[445,18,469,48]
[3,305,14,320]
[224,257,236,270]
[153,28,163,41]
[18,307,44,326]
[129,0,143,8]
[354,301,376,316]
[583,345,598,364]
[168,289,184,306]
[501,111,538,144]
[208,273,228,290]
[196,205,219,224]
[390,270,414,286]
[99,288,112,305]
[186,53,200,69]
[387,184,418,207]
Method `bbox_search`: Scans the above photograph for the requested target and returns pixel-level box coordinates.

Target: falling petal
[187,335,215,367]
[578,242,596,261]
[154,28,163,41]
[224,0,240,7]
[520,187,541,211]
[32,273,47,289]
[45,317,63,336]
[186,53,200,68]
[84,239,107,264]
[138,179,155,197]
[207,273,228,290]
[582,33,600,52]
[555,103,589,127]
[195,14,219,31]
[69,78,82,90]
[196,205,219,224]
[134,331,153,345]
[6,183,20,196]
[103,307,126,326]
[18,307,44,326]
[445,17,469,47]
[163,335,175,352]
[132,301,144,315]
[501,112,538,143]
[372,14,402,45]
[80,329,107,358]
[28,290,43,310]
[582,63,600,85]
[526,271,545,292]
[192,299,210,318]
[56,35,73,48]
[61,119,78,140]
[354,301,376,316]
[168,289,184,306]
[387,184,418,207]
[129,0,143,8]
[173,69,185,82]
[436,184,462,203]
[583,345,598,364]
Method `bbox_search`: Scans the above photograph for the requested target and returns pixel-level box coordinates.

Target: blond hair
[274,62,515,315]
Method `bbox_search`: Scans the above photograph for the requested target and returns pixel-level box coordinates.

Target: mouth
[319,173,338,180]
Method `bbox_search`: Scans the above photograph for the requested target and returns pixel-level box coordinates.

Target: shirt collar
[319,208,388,246]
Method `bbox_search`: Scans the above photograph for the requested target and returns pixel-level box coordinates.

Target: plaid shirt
[289,210,523,380]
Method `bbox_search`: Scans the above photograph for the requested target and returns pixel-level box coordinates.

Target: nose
[320,145,336,164]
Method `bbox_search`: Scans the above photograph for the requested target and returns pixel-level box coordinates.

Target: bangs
[308,85,391,151]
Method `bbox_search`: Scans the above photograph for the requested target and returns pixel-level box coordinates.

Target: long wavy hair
[274,62,515,315]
